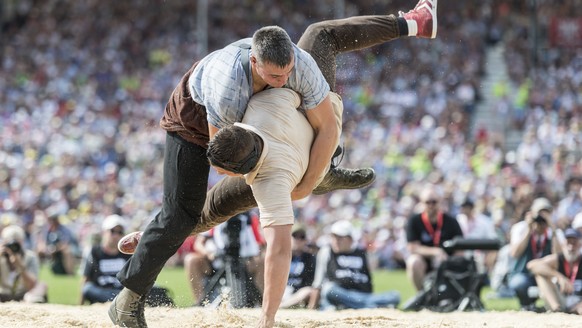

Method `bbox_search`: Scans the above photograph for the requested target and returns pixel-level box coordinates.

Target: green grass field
[39,264,520,310]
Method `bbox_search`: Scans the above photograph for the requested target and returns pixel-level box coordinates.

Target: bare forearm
[263,247,291,317]
[300,96,340,192]
[19,269,37,291]
[302,127,337,188]
[260,225,292,326]
[307,288,321,310]
[527,256,560,278]
[510,227,532,258]
[409,244,442,258]
[10,256,37,291]
[533,266,562,279]
[80,277,88,305]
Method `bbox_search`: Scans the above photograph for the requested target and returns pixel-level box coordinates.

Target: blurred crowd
[1,0,582,312]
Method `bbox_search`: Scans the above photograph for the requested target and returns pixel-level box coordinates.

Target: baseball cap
[330,220,353,238]
[1,225,25,243]
[564,228,582,239]
[102,215,127,231]
[460,199,475,208]
[531,197,552,215]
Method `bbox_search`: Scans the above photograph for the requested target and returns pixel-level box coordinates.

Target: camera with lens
[533,215,547,224]
[2,241,23,258]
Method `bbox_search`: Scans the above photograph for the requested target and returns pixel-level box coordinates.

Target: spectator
[0,225,47,303]
[183,212,265,306]
[508,197,558,312]
[457,199,497,240]
[405,185,464,291]
[79,215,173,306]
[1,1,493,290]
[555,177,582,229]
[489,242,517,299]
[80,215,130,304]
[3,2,582,315]
[370,224,407,270]
[456,199,498,274]
[309,220,400,310]
[166,235,197,267]
[36,213,79,276]
[527,228,582,314]
[182,234,213,306]
[280,227,316,309]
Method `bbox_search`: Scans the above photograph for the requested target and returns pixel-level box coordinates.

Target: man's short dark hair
[461,199,474,209]
[207,125,262,175]
[251,26,293,68]
[566,176,582,192]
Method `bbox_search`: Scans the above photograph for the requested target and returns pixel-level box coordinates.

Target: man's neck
[102,244,119,255]
[251,65,268,94]
[565,253,581,264]
[252,82,268,94]
[425,211,439,223]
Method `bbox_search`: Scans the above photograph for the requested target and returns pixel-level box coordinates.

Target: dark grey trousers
[117,15,400,295]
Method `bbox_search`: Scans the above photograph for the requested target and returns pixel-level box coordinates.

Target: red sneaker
[399,0,438,39]
[118,231,143,255]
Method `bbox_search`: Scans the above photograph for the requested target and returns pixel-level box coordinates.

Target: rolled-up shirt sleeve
[285,46,330,110]
[252,177,295,227]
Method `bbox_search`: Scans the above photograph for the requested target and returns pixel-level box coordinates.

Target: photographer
[79,215,173,306]
[527,228,582,314]
[183,212,265,306]
[508,198,560,311]
[0,225,47,303]
[36,213,78,275]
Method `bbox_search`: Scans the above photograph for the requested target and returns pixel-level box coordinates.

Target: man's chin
[564,252,580,263]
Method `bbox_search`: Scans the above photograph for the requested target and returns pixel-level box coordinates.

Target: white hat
[1,225,25,243]
[330,220,353,238]
[572,212,582,230]
[102,215,127,231]
[531,197,553,215]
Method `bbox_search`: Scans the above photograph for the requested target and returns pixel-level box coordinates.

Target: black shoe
[312,167,376,195]
[520,304,545,313]
[108,288,148,327]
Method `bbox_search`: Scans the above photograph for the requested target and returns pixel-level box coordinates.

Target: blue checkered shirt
[189,38,330,128]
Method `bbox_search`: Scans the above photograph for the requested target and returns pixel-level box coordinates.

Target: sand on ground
[0,302,581,327]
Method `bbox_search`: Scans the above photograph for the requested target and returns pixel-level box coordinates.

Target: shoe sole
[118,231,142,255]
[108,299,142,327]
[311,171,376,195]
[432,0,437,38]
[108,301,119,325]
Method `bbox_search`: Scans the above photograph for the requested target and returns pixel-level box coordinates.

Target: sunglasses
[293,234,306,240]
[110,229,125,235]
[424,200,438,205]
[332,234,351,239]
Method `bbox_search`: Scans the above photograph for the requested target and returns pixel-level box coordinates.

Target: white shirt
[240,88,343,227]
[457,213,497,239]
[510,220,554,250]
